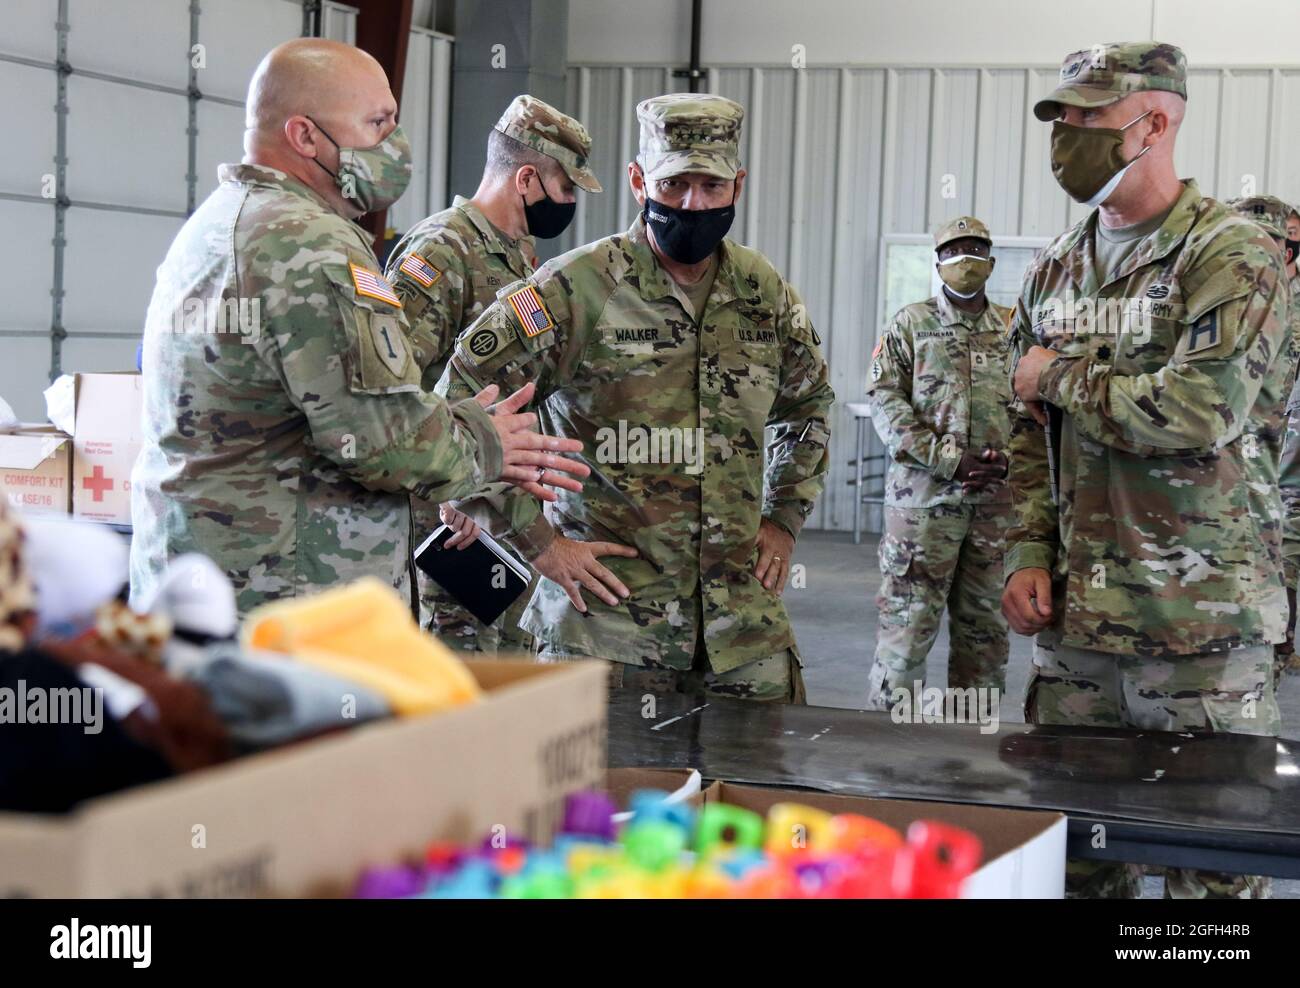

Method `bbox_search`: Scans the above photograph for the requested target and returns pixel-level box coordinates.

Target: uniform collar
[218,162,374,242]
[454,194,536,261]
[626,214,751,308]
[934,287,989,329]
[1049,179,1202,292]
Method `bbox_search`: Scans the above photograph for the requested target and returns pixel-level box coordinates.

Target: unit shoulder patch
[467,327,504,362]
[370,312,409,376]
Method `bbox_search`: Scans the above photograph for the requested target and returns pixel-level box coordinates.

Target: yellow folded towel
[243,578,481,716]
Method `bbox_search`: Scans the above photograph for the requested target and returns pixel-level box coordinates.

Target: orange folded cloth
[242,579,481,716]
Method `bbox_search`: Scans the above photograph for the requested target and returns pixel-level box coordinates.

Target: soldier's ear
[628,162,647,206]
[732,168,747,205]
[513,165,536,197]
[283,116,319,158]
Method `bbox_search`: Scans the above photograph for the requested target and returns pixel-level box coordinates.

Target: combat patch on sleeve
[349,262,402,307]
[1184,309,1220,356]
[507,284,555,338]
[398,253,442,289]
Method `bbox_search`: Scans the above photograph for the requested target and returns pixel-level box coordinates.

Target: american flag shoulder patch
[349,262,401,307]
[398,253,441,289]
[506,284,554,338]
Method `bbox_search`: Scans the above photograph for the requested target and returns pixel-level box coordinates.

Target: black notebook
[413,524,532,627]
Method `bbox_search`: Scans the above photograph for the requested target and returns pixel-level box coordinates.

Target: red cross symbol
[82,465,114,502]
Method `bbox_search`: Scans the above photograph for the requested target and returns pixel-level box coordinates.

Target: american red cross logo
[83,465,114,501]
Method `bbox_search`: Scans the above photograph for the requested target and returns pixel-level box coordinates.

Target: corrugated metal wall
[559,63,1300,533]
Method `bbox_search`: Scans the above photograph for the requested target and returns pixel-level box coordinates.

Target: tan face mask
[1050,109,1152,207]
[937,255,993,297]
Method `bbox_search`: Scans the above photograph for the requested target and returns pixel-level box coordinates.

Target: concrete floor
[785,528,1299,898]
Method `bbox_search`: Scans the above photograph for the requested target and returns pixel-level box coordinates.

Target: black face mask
[643,186,736,264]
[521,173,576,239]
[1287,238,1300,267]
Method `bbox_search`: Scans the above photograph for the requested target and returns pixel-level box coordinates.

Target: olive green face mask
[937,255,994,297]
[1050,109,1152,208]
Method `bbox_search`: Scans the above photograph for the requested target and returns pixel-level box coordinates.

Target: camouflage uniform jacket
[1276,277,1300,588]
[436,216,834,672]
[130,164,503,614]
[867,290,1014,507]
[1006,179,1293,656]
[386,195,537,388]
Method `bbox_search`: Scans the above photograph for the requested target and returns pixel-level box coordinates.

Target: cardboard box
[44,372,143,525]
[701,782,1066,899]
[606,767,706,812]
[0,425,72,516]
[0,659,608,898]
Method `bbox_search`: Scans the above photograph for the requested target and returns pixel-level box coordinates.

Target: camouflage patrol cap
[1033,42,1187,121]
[1227,195,1297,239]
[934,215,992,251]
[636,93,743,182]
[494,94,602,193]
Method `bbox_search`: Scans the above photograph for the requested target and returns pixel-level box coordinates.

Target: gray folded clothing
[168,641,391,752]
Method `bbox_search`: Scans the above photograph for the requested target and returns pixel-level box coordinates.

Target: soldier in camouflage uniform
[1005,42,1294,898]
[386,95,601,652]
[436,94,834,702]
[1227,196,1300,682]
[130,39,588,615]
[865,216,1015,710]
[1280,205,1300,611]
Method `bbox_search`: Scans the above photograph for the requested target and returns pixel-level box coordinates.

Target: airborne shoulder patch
[465,326,505,363]
[507,284,554,338]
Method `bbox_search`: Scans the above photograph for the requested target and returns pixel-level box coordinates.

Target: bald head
[246,38,387,135]
[243,39,400,218]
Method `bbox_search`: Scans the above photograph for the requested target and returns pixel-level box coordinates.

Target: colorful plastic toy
[353,787,983,900]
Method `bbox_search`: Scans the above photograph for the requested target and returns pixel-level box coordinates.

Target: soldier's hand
[1002,567,1053,636]
[534,535,639,613]
[960,448,1008,495]
[1022,399,1049,427]
[1013,345,1057,403]
[754,518,795,593]
[955,449,1003,484]
[476,382,591,502]
[439,502,481,550]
